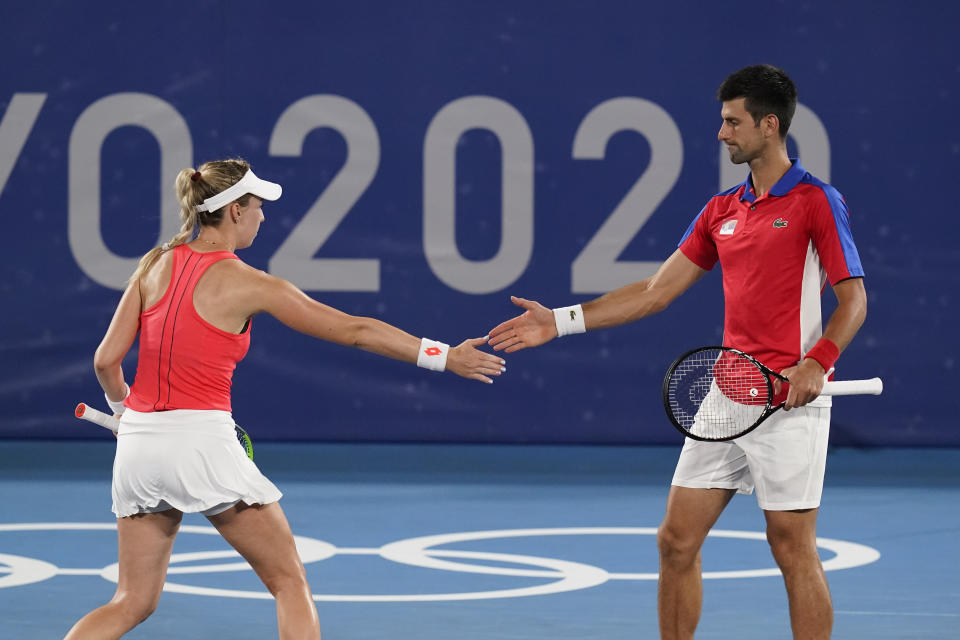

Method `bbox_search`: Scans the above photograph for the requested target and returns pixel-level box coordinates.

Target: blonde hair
[129,158,253,284]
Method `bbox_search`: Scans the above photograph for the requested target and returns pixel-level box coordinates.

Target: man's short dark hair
[717,65,798,139]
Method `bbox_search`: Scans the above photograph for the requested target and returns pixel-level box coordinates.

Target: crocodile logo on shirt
[773,218,788,228]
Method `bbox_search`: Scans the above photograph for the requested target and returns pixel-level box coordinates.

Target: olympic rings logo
[0,523,880,602]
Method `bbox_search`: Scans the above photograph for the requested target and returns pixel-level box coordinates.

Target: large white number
[60,94,830,294]
[571,98,683,293]
[423,96,534,294]
[719,102,830,189]
[268,95,380,291]
[0,94,46,197]
[68,93,191,289]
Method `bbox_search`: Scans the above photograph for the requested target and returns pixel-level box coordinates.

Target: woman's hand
[445,337,507,383]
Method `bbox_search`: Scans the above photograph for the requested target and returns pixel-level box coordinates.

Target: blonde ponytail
[128,158,251,285]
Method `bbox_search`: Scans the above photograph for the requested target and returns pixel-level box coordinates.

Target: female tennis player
[63,158,506,640]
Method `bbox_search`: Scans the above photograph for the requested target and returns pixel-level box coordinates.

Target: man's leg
[764,508,832,640]
[657,486,736,640]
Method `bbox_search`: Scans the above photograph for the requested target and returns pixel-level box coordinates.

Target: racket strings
[666,349,770,440]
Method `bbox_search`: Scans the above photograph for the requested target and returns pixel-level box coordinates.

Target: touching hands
[487,296,557,353]
[446,337,507,384]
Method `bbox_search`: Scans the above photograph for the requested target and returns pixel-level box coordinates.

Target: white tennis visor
[196,169,282,212]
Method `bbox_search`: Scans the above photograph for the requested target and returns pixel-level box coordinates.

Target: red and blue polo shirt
[678,159,864,376]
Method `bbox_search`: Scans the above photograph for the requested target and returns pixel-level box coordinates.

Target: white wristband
[417,338,449,372]
[553,305,586,337]
[105,383,129,416]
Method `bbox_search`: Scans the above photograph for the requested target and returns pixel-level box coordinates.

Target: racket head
[234,424,254,461]
[662,346,777,442]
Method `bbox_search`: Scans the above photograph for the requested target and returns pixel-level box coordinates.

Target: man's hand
[487,296,557,353]
[777,358,827,410]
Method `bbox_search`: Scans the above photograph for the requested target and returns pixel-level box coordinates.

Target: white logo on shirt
[719,219,738,235]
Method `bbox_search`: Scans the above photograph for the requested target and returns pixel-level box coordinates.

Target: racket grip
[821,378,883,396]
[75,403,120,433]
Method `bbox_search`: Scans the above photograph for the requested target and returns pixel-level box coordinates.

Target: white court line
[837,610,960,618]
[57,569,103,575]
[0,524,883,601]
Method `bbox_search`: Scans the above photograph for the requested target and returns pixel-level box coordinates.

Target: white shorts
[112,408,282,518]
[671,394,831,511]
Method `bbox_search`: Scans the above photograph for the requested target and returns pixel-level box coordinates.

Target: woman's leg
[207,502,320,640]
[63,509,182,640]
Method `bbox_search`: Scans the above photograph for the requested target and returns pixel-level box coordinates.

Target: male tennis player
[488,65,866,640]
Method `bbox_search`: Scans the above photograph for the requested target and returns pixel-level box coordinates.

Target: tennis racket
[662,346,883,442]
[74,403,255,461]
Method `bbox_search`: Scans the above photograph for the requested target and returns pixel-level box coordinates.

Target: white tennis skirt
[112,408,282,518]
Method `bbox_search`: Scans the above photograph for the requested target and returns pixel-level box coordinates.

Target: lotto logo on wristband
[417,338,449,372]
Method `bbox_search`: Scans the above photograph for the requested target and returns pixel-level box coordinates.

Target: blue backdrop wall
[1,1,957,446]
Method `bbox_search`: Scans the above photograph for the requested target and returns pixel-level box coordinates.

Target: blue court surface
[1,442,958,639]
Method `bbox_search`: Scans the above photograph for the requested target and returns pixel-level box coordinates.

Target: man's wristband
[553,305,586,337]
[417,338,449,372]
[105,383,129,415]
[804,338,840,373]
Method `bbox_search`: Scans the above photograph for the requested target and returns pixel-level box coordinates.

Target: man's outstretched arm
[487,249,708,353]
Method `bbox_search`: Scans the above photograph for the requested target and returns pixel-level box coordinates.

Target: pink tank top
[125,244,250,412]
